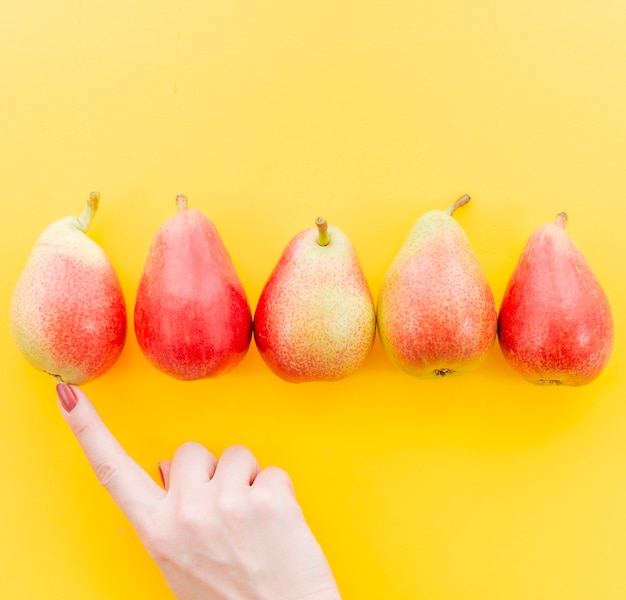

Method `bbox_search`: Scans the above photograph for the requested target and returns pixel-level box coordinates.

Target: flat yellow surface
[1,1,625,598]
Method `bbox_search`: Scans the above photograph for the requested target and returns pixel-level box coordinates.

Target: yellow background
[1,1,625,598]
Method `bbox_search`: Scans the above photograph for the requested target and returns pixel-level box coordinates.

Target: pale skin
[56,383,341,600]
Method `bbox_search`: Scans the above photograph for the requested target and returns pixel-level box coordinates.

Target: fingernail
[57,383,78,413]
[157,462,166,487]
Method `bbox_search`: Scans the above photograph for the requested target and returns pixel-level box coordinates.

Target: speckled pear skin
[377,196,497,378]
[498,213,614,386]
[9,193,127,385]
[254,221,376,383]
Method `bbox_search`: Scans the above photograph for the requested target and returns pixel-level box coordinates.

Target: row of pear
[10,192,614,388]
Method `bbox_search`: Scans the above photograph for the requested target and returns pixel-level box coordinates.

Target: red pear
[134,195,252,380]
[254,217,376,383]
[498,212,614,386]
[10,192,127,385]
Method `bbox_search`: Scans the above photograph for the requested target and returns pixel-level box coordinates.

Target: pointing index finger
[57,383,164,527]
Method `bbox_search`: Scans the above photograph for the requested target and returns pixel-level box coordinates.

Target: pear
[377,194,497,378]
[134,195,252,380]
[254,217,376,383]
[10,192,127,385]
[498,212,613,386]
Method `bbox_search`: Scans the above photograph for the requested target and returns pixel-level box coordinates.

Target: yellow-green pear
[377,194,497,378]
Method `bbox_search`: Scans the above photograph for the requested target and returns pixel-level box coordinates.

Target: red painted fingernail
[157,462,166,488]
[57,383,78,413]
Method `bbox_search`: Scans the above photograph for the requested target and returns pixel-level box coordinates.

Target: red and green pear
[377,194,497,378]
[254,217,376,383]
[10,192,127,385]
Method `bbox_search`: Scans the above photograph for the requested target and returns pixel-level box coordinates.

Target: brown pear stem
[444,194,471,216]
[315,217,330,246]
[176,194,189,212]
[555,212,568,229]
[76,191,100,232]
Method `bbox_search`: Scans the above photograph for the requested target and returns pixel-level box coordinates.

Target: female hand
[57,383,341,600]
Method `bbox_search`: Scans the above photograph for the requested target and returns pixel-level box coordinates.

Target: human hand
[56,383,341,600]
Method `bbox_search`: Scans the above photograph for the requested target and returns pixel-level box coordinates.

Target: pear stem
[444,194,471,216]
[315,217,330,246]
[76,191,100,232]
[555,212,568,229]
[176,194,189,212]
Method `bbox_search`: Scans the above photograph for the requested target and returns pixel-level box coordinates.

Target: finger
[168,441,218,491]
[57,383,164,527]
[212,445,261,487]
[158,460,172,490]
[252,465,296,497]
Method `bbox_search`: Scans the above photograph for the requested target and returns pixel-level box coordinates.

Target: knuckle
[251,487,280,514]
[176,440,204,456]
[264,465,292,485]
[92,457,120,489]
[72,418,94,439]
[222,444,254,461]
[175,500,203,531]
[216,489,248,521]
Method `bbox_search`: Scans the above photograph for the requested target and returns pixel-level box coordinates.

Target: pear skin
[377,195,497,378]
[254,218,376,383]
[498,212,614,386]
[10,192,127,385]
[134,195,252,380]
